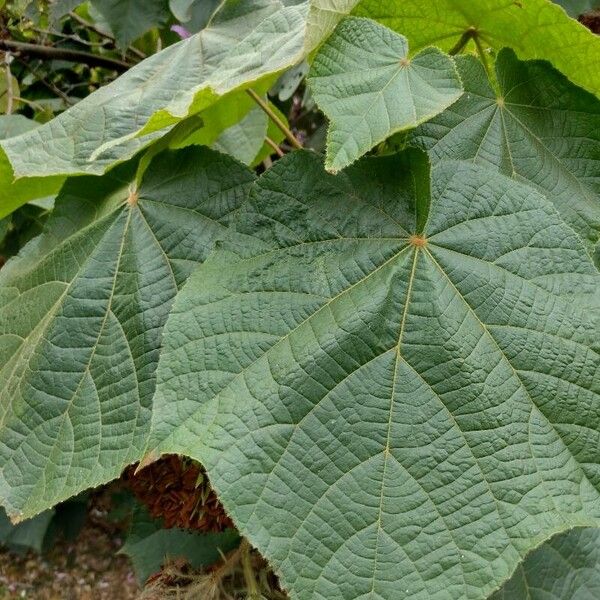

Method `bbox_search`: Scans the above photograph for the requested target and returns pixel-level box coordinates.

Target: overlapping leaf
[411,49,600,265]
[0,147,254,520]
[149,151,600,600]
[309,17,462,172]
[0,0,356,218]
[354,0,600,98]
[492,528,600,599]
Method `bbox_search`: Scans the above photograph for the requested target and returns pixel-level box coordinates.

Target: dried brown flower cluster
[125,455,233,533]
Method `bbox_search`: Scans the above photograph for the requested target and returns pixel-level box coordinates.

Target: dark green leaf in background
[90,0,171,47]
[120,504,240,583]
[492,528,600,600]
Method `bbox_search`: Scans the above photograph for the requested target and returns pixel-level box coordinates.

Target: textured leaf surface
[354,0,600,98]
[412,49,600,264]
[0,117,62,221]
[91,0,170,46]
[120,504,239,583]
[150,151,600,600]
[492,528,600,599]
[309,17,462,172]
[0,0,355,215]
[0,147,254,520]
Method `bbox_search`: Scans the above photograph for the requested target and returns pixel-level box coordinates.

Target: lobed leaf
[309,17,463,172]
[0,147,255,520]
[411,49,600,266]
[149,151,600,600]
[354,0,600,99]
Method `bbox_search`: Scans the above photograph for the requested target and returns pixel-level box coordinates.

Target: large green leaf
[149,151,600,600]
[120,504,240,583]
[0,147,254,521]
[91,0,170,46]
[354,0,600,99]
[309,17,462,172]
[411,49,600,265]
[0,0,355,217]
[492,528,600,599]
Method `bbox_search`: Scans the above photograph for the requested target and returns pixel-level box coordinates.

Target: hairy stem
[241,539,261,600]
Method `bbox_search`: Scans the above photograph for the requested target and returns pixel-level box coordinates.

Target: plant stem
[246,88,303,150]
[265,136,285,157]
[448,27,477,55]
[240,539,261,600]
[0,40,131,72]
[4,59,14,114]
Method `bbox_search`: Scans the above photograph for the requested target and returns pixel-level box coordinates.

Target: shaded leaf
[492,528,600,600]
[120,504,240,583]
[0,147,254,520]
[0,506,54,553]
[91,0,170,47]
[411,49,600,264]
[555,0,600,16]
[149,150,600,600]
[309,17,462,172]
[354,0,600,98]
[169,0,221,32]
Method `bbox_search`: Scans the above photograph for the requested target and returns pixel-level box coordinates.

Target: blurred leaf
[0,72,20,115]
[120,504,240,583]
[213,106,268,165]
[91,0,170,46]
[0,506,55,554]
[554,0,599,16]
[169,0,221,32]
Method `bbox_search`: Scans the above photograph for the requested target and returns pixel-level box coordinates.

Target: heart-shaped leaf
[309,17,462,172]
[0,147,254,520]
[149,151,600,600]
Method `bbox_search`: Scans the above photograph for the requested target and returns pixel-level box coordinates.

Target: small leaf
[150,151,600,600]
[354,0,600,99]
[411,49,600,265]
[120,504,239,583]
[309,17,462,172]
[0,147,255,520]
[492,528,600,599]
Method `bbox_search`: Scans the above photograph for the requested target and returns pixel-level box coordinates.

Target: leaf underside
[150,151,600,600]
[0,147,254,520]
[309,17,463,172]
[0,0,357,216]
[412,49,600,266]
